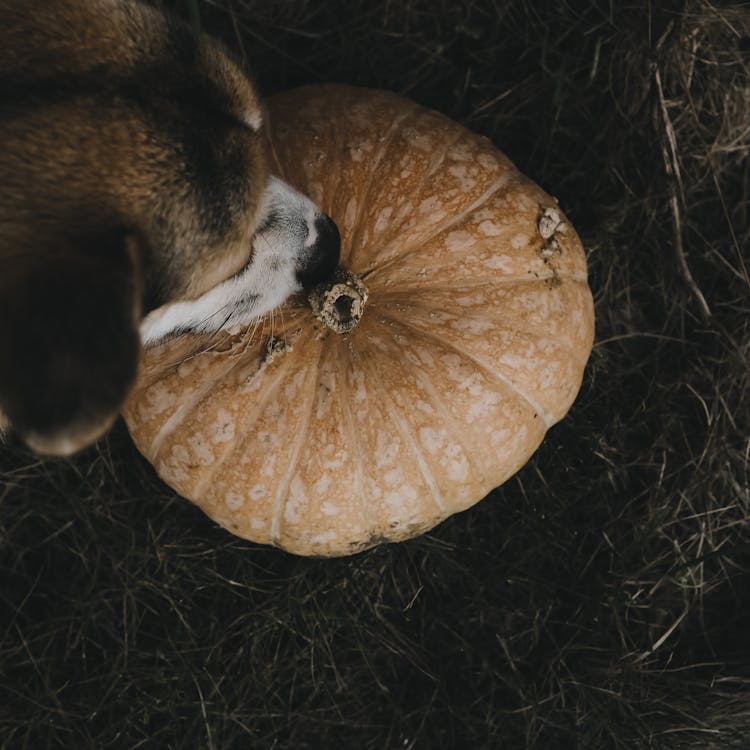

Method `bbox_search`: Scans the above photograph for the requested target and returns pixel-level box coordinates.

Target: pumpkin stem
[308,268,369,334]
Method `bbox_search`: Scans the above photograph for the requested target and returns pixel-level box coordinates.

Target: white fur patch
[140,177,326,345]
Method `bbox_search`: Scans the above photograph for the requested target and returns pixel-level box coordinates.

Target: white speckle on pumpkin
[395,201,413,222]
[415,346,436,367]
[365,478,383,501]
[448,141,473,162]
[478,219,503,237]
[187,432,215,465]
[466,389,500,422]
[144,382,177,415]
[260,451,279,478]
[225,490,244,511]
[491,428,511,447]
[283,370,306,402]
[482,254,515,272]
[160,445,189,483]
[515,195,534,211]
[320,502,339,516]
[310,530,337,545]
[419,427,443,455]
[447,455,469,482]
[448,163,477,190]
[439,353,463,382]
[322,453,346,471]
[344,197,358,228]
[445,229,474,252]
[427,310,450,324]
[415,399,435,415]
[539,365,558,389]
[455,294,482,306]
[314,475,332,495]
[375,206,393,233]
[173,445,189,463]
[249,485,268,501]
[404,348,425,367]
[351,370,368,404]
[453,317,495,335]
[284,475,307,524]
[477,152,500,170]
[418,196,443,214]
[385,484,417,508]
[365,333,389,353]
[211,409,235,444]
[499,353,528,370]
[511,234,530,249]
[406,129,435,152]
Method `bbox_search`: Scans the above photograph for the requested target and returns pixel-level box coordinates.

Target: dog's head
[0,0,339,455]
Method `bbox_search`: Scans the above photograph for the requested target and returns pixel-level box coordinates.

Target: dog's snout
[298,214,341,290]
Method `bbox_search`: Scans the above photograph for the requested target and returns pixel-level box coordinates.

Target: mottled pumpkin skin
[122,84,595,557]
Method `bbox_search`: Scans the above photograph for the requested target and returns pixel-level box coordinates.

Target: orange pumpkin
[122,84,595,556]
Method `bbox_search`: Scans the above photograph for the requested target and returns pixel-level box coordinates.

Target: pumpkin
[122,84,595,557]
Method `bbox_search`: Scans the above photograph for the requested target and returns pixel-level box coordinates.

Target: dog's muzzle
[140,177,343,345]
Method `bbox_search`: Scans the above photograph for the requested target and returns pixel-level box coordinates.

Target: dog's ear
[0,229,142,455]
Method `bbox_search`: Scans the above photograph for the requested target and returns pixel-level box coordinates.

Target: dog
[0,0,340,456]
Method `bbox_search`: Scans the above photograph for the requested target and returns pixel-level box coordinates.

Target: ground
[1,1,749,748]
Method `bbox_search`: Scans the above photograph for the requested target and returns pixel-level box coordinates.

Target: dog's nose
[298,214,341,290]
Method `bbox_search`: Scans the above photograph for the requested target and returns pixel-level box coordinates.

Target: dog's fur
[0,0,339,455]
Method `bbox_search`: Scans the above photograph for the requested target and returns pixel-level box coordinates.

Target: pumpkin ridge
[346,101,423,264]
[373,306,554,428]
[359,171,518,280]
[145,317,296,461]
[335,341,372,537]
[403,351,490,506]
[186,329,317,505]
[361,345,450,517]
[371,272,590,291]
[146,346,256,462]
[364,270,558,288]
[423,125,472,179]
[270,338,327,547]
[347,117,467,271]
[369,288,590,364]
[361,251,590,298]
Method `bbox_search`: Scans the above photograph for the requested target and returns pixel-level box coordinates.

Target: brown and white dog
[0,0,339,455]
